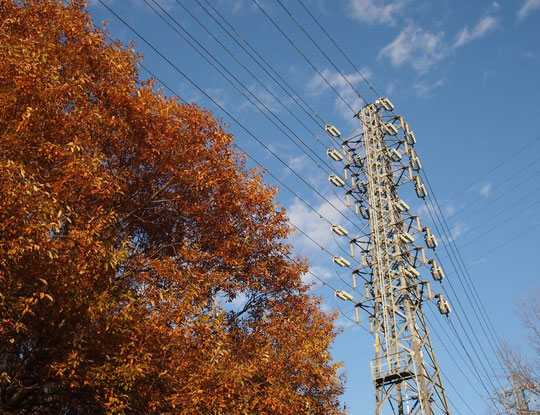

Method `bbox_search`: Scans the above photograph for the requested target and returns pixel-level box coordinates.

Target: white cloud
[480,183,492,197]
[378,25,446,74]
[467,256,488,266]
[206,87,229,109]
[444,204,457,217]
[306,68,373,121]
[303,264,335,287]
[449,221,468,241]
[385,81,396,96]
[379,14,498,74]
[413,79,445,97]
[347,0,408,25]
[287,155,310,171]
[454,15,498,48]
[335,315,356,330]
[287,194,348,255]
[217,0,272,14]
[518,0,540,20]
[238,83,282,113]
[416,198,440,218]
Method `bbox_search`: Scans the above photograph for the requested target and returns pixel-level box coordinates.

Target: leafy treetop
[0,1,345,414]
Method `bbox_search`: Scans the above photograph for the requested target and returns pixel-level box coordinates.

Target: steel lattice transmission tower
[327,99,452,414]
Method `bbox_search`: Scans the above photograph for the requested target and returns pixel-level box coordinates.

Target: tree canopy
[0,1,345,413]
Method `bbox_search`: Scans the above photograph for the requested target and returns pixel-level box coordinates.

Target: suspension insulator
[329,174,345,187]
[331,224,348,236]
[327,148,343,161]
[333,256,351,267]
[325,124,341,137]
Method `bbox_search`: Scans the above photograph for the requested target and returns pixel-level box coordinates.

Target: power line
[199,0,330,127]
[146,0,338,180]
[251,0,356,114]
[446,158,540,221]
[255,4,505,404]
[144,0,373,232]
[231,10,524,391]
[426,307,485,414]
[99,4,506,412]
[246,5,506,406]
[420,176,507,393]
[194,0,410,216]
[446,317,504,414]
[417,149,537,386]
[195,0,328,130]
[418,188,504,385]
[459,197,540,248]
[109,18,363,329]
[96,0,372,243]
[422,181,506,361]
[296,0,382,100]
[293,4,538,384]
[171,0,334,163]
[421,170,514,354]
[99,2,368,297]
[290,6,530,383]
[467,221,540,265]
[296,9,529,401]
[452,186,540,243]
[275,0,367,105]
[278,13,510,378]
[444,135,540,204]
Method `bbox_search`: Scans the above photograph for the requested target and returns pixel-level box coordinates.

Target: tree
[492,289,539,414]
[0,1,345,413]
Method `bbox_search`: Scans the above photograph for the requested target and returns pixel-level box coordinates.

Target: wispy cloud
[416,198,440,218]
[238,83,282,113]
[378,10,499,74]
[413,79,445,97]
[347,0,408,25]
[518,0,540,20]
[287,194,347,255]
[385,81,396,96]
[449,221,468,241]
[454,15,498,48]
[306,68,373,121]
[287,155,310,171]
[305,264,334,285]
[467,256,488,266]
[378,25,446,74]
[216,0,272,14]
[443,204,458,217]
[480,183,492,197]
[206,87,229,109]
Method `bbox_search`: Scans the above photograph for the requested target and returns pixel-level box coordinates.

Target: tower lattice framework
[327,99,452,414]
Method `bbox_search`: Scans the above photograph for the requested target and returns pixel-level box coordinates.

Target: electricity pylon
[327,99,451,414]
[509,375,533,415]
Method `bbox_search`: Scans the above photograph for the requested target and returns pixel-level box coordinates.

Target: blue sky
[89,0,540,413]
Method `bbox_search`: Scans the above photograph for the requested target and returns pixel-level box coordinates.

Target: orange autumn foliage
[0,1,345,413]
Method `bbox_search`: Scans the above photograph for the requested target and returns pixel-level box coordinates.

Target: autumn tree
[0,1,345,413]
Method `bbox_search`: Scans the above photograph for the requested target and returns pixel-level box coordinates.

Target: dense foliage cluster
[0,1,345,413]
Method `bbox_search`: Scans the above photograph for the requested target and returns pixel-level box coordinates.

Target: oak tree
[0,1,345,413]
